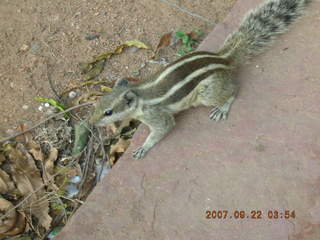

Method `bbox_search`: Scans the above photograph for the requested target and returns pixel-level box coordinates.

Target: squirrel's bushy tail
[218,0,312,65]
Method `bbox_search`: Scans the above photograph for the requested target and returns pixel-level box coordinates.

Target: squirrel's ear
[114,78,129,88]
[124,90,137,106]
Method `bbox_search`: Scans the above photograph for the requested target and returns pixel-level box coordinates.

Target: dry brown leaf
[155,32,173,54]
[110,138,130,158]
[76,90,103,105]
[0,153,5,164]
[0,169,15,194]
[8,144,52,230]
[28,141,58,187]
[0,197,17,234]
[14,123,33,144]
[81,40,150,80]
[187,30,203,40]
[94,40,149,61]
[28,146,44,163]
[0,211,26,238]
[0,176,8,194]
[0,198,26,238]
[45,147,58,176]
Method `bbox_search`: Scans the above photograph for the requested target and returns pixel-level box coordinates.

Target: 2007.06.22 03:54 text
[205,210,296,220]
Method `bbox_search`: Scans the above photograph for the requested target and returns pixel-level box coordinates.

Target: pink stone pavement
[57,0,320,239]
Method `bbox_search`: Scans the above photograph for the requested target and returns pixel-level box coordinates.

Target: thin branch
[0,102,94,143]
[96,127,109,183]
[159,0,215,24]
[45,60,61,101]
[78,136,94,192]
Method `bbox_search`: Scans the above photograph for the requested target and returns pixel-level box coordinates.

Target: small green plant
[175,30,204,56]
[35,96,70,118]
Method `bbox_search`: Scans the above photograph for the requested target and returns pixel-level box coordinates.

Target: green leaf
[177,48,187,56]
[35,97,70,118]
[184,45,194,52]
[48,227,63,239]
[35,97,66,112]
[181,35,190,44]
[175,31,186,39]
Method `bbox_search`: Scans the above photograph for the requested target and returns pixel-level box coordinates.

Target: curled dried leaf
[45,147,58,176]
[100,86,112,92]
[7,144,52,230]
[110,138,130,155]
[0,198,26,238]
[0,198,17,234]
[109,138,130,166]
[76,91,102,105]
[0,153,5,164]
[0,169,15,194]
[81,40,150,80]
[154,32,173,55]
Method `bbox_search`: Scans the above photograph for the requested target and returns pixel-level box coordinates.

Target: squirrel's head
[89,78,139,126]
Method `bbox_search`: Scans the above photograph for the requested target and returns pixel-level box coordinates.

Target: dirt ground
[0,0,236,136]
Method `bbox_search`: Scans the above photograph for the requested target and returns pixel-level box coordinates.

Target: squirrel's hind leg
[209,95,235,121]
[197,71,237,121]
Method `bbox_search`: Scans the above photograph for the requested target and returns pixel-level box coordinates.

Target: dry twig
[0,102,94,143]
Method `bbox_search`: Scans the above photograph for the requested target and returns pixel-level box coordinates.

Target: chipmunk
[90,0,312,159]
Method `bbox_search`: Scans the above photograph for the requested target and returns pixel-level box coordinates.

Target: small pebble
[95,164,110,179]
[140,63,146,68]
[20,44,29,51]
[69,176,81,184]
[149,57,169,65]
[129,46,139,53]
[31,43,40,52]
[100,167,110,179]
[46,108,56,115]
[85,33,100,40]
[38,105,44,111]
[44,103,50,108]
[22,105,29,110]
[74,12,81,17]
[6,129,15,135]
[65,184,79,198]
[47,227,63,239]
[68,91,77,99]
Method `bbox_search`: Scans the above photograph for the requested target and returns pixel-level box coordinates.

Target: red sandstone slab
[57,0,320,239]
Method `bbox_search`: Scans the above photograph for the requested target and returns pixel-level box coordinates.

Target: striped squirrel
[90,0,312,159]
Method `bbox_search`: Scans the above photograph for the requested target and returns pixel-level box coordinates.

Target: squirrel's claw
[133,147,147,159]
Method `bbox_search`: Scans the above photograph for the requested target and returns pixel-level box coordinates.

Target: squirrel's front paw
[133,147,147,159]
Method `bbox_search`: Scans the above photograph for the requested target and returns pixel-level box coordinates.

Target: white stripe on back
[137,54,226,89]
[146,63,228,105]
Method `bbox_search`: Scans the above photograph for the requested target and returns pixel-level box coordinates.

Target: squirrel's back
[218,0,312,65]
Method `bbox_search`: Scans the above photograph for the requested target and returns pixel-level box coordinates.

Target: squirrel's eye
[104,109,113,116]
